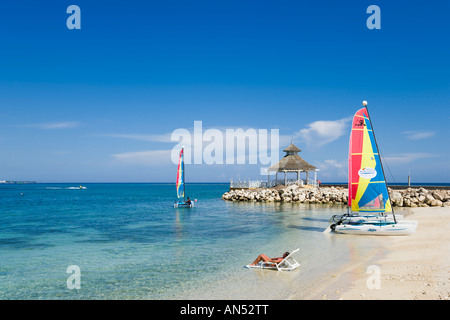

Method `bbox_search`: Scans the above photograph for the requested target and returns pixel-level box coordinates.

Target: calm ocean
[0,183,397,299]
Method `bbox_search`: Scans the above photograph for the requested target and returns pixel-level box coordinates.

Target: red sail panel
[348,108,367,208]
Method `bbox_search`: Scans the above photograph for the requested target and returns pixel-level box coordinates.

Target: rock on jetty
[221,185,450,207]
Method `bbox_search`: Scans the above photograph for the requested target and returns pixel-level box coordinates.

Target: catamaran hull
[174,202,194,208]
[337,216,417,226]
[330,214,404,223]
[332,222,417,236]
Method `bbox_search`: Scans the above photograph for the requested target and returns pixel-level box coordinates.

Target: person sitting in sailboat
[185,197,192,205]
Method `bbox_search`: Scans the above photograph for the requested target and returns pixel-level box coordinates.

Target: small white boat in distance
[68,186,87,189]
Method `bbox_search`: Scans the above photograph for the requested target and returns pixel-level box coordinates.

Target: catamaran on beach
[328,101,417,235]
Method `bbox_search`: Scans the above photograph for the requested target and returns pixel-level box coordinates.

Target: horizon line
[2,181,449,185]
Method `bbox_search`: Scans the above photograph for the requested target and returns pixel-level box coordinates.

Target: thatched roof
[268,143,316,172]
[283,143,301,153]
[268,154,317,172]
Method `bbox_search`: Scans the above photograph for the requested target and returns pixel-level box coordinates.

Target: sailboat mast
[182,147,186,202]
[363,101,397,223]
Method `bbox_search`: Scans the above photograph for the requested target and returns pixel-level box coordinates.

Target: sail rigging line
[379,149,397,186]
[364,104,397,223]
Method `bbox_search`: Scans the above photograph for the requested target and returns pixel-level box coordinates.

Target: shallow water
[0,183,391,299]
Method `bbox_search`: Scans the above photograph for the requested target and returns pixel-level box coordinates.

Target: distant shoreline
[0,181,37,184]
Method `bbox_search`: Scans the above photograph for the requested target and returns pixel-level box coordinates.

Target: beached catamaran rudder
[329,101,417,235]
[174,147,195,208]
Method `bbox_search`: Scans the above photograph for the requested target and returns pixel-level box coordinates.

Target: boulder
[424,194,435,205]
[430,199,443,207]
[391,192,403,207]
[432,191,444,201]
[403,198,411,207]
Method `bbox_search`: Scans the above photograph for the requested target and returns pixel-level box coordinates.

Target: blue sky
[0,0,449,183]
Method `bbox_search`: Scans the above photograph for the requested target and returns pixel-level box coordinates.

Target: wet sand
[303,207,450,300]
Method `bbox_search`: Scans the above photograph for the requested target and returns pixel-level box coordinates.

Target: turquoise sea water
[1,183,393,300]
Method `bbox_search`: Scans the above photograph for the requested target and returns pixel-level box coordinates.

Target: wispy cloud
[382,153,437,165]
[103,133,172,143]
[294,117,352,148]
[107,118,353,168]
[18,121,80,130]
[107,126,281,166]
[314,159,347,180]
[111,149,172,166]
[401,131,436,140]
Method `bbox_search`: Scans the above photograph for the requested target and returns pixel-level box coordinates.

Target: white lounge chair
[245,248,300,271]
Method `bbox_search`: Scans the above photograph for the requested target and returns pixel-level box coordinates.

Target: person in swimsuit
[249,251,290,267]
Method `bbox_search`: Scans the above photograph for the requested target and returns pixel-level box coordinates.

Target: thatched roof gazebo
[267,143,318,186]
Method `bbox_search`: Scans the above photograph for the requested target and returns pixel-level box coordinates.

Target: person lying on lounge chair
[249,252,290,267]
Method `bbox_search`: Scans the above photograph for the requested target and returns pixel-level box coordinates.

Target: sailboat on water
[329,101,417,235]
[174,147,195,208]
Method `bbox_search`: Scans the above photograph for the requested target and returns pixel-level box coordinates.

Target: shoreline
[301,207,450,300]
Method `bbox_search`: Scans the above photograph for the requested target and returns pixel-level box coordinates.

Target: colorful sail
[176,148,184,199]
[348,107,391,213]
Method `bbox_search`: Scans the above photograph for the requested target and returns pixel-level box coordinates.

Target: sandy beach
[306,207,450,300]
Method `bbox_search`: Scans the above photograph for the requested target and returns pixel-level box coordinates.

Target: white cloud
[401,131,436,140]
[382,153,437,165]
[19,121,80,129]
[294,117,352,148]
[104,133,172,143]
[107,125,281,166]
[111,149,172,166]
[314,159,347,180]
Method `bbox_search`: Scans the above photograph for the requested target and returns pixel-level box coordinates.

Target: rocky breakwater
[222,185,347,204]
[389,187,450,207]
[222,185,450,207]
